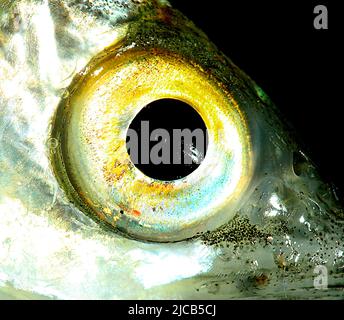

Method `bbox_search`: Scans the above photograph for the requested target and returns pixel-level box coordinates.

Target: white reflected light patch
[32,0,61,87]
[265,193,287,217]
[129,245,214,289]
[299,215,311,231]
[0,197,215,298]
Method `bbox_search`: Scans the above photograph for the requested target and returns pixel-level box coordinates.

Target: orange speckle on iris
[132,209,141,217]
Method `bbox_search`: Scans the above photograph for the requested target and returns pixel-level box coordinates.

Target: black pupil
[126,98,208,181]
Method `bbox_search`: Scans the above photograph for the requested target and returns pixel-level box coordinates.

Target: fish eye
[1,0,343,300]
[50,47,253,242]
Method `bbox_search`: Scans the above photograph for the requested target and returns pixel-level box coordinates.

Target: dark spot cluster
[68,0,144,24]
[201,214,269,246]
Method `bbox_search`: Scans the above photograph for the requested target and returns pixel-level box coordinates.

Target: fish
[0,0,343,299]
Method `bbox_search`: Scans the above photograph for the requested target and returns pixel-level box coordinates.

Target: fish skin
[0,0,343,299]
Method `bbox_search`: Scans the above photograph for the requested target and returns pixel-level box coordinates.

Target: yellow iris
[51,46,253,242]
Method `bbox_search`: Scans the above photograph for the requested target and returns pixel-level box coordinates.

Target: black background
[169,1,344,199]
